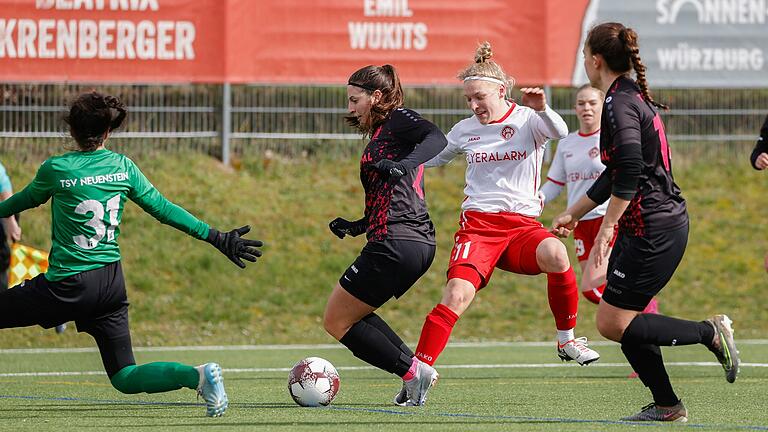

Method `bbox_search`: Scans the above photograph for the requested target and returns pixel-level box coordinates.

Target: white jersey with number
[542,130,608,221]
[426,103,568,216]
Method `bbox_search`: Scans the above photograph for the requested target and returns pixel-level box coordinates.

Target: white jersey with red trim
[541,130,608,221]
[427,103,568,216]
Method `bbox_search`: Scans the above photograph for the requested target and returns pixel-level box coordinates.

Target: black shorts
[602,223,689,311]
[339,239,435,308]
[0,261,135,376]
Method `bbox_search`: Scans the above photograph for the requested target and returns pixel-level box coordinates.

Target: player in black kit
[750,115,768,171]
[751,115,768,271]
[323,64,447,405]
[552,22,740,422]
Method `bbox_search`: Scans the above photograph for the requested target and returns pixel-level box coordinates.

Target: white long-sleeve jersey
[539,130,608,221]
[427,103,568,216]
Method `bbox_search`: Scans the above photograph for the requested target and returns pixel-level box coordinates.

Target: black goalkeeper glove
[207,225,263,268]
[372,159,407,178]
[328,217,366,239]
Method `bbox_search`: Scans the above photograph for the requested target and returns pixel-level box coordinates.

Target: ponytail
[619,27,668,110]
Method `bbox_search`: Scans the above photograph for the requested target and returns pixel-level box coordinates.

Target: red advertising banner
[0,0,225,82]
[0,0,590,85]
[227,0,590,85]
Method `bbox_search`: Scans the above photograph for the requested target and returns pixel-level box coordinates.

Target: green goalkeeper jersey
[0,149,210,281]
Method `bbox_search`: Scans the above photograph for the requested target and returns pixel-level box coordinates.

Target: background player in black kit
[323,64,447,406]
[750,115,768,171]
[750,115,768,272]
[552,22,740,422]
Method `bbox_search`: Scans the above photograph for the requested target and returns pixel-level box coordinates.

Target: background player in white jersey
[540,85,659,313]
[403,42,600,407]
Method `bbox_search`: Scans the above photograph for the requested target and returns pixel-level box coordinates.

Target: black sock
[622,314,715,347]
[340,320,413,377]
[621,342,679,407]
[362,313,414,358]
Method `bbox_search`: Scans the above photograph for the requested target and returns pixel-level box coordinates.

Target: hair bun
[474,42,493,63]
[103,95,126,130]
[618,26,638,49]
[104,95,124,110]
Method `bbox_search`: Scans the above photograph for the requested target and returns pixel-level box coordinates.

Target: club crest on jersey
[500,126,515,140]
[589,147,599,158]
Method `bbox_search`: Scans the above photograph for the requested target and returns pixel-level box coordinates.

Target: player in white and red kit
[540,85,659,313]
[541,85,609,303]
[397,42,600,407]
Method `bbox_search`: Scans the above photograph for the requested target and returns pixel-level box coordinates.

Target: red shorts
[573,217,617,262]
[446,211,556,290]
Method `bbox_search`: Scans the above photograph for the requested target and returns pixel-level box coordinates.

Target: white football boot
[403,359,439,406]
[557,337,600,365]
[196,362,228,417]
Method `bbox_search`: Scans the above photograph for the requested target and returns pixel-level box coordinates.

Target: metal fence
[1,83,765,161]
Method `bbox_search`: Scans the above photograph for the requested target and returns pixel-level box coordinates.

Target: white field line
[1,339,767,354]
[1,362,767,378]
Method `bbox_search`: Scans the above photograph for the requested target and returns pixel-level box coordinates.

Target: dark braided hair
[345,64,404,138]
[586,22,668,110]
[64,91,127,151]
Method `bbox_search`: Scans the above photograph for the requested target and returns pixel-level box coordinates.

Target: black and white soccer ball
[288,357,340,407]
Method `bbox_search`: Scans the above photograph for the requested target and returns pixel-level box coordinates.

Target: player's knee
[322,311,343,340]
[596,315,622,342]
[323,309,355,341]
[537,239,570,273]
[440,281,475,315]
[110,365,140,394]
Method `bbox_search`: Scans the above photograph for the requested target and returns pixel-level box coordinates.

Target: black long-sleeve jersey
[750,115,768,170]
[587,76,688,237]
[360,107,447,243]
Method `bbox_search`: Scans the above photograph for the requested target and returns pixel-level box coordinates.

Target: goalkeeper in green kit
[0,92,263,417]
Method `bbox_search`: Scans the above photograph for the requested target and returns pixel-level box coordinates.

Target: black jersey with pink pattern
[750,115,768,170]
[360,108,444,244]
[586,76,687,237]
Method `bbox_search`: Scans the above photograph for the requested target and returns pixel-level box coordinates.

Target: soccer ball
[288,357,340,407]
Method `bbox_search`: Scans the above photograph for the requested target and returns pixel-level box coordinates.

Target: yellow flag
[9,243,49,287]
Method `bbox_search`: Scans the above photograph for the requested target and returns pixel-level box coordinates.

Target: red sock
[402,356,418,381]
[547,267,578,330]
[582,283,605,305]
[414,304,459,366]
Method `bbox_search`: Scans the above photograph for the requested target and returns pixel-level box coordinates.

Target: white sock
[557,329,575,345]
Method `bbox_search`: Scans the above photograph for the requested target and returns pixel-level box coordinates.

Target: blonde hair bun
[474,42,493,63]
